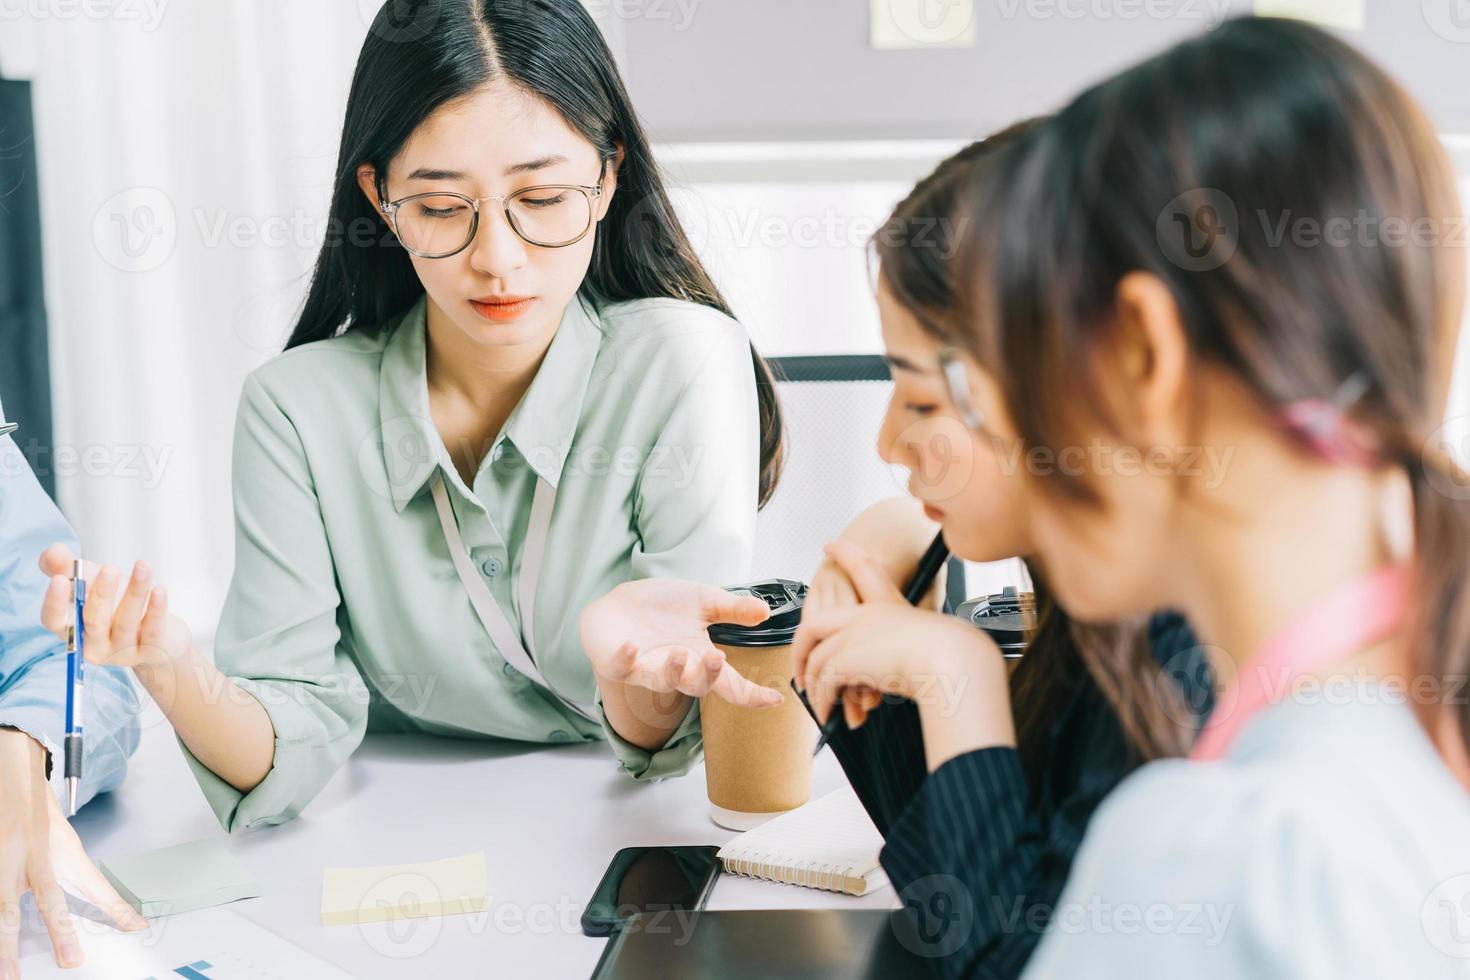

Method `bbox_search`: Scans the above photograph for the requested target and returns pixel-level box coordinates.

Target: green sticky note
[100,839,261,919]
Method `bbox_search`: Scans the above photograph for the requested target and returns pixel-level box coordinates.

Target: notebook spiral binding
[723,850,860,893]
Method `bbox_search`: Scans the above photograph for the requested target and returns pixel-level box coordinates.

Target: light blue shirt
[1023,683,1470,979]
[0,397,140,808]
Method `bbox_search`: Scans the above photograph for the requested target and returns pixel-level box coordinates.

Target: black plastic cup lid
[707,579,808,647]
[956,586,1037,652]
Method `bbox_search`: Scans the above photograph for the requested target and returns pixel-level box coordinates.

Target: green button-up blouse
[183,294,759,832]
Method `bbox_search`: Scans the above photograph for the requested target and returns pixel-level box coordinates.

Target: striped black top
[827,612,1209,979]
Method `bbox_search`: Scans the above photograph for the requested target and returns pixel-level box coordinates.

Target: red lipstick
[469,295,537,322]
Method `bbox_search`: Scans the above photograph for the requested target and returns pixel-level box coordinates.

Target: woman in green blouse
[38,0,785,833]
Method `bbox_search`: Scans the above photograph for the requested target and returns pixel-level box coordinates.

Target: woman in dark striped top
[788,123,1214,979]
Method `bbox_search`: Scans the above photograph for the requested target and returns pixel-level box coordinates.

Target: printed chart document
[18,905,359,979]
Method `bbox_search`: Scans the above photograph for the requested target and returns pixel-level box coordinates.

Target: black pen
[0,422,17,437]
[799,531,952,756]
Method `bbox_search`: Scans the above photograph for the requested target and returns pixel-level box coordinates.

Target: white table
[62,706,897,979]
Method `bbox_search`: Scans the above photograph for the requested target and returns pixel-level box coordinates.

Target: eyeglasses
[938,346,985,431]
[378,181,604,257]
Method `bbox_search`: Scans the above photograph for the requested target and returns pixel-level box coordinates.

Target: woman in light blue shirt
[39,0,786,832]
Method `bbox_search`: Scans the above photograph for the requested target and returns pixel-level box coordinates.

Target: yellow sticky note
[321,852,487,926]
[1254,0,1365,31]
[871,0,977,49]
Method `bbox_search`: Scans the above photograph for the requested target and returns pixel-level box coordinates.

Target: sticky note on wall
[321,852,488,926]
[871,0,978,49]
[1254,0,1366,31]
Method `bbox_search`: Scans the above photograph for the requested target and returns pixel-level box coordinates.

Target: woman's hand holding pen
[792,540,1017,770]
[795,498,946,733]
[794,540,949,726]
[37,544,275,796]
[37,545,191,671]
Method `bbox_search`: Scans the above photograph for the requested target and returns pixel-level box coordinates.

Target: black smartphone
[581,845,721,937]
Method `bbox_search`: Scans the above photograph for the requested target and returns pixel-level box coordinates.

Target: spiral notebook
[716,786,888,896]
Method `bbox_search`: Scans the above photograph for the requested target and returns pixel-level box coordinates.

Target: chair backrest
[754,355,965,607]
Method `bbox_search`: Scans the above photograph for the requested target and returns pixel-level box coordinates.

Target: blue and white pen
[64,558,85,815]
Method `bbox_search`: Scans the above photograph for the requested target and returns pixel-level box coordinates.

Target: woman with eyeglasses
[36,0,788,833]
[579,123,1213,980]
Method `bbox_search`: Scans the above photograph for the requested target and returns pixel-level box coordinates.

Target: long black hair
[287,0,784,505]
[874,121,1194,772]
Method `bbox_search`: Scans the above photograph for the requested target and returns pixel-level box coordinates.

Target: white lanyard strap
[519,473,557,667]
[431,473,596,721]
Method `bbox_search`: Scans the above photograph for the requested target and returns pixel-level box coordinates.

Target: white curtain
[11,3,370,633]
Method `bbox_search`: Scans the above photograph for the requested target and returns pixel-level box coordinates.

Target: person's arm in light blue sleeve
[0,418,140,809]
[0,405,151,975]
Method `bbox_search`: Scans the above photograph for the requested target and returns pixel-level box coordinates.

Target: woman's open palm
[580,579,785,708]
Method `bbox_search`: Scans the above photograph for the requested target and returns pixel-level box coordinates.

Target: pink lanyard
[1189,563,1413,762]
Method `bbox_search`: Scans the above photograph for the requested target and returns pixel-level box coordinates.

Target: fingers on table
[0,882,18,980]
[29,864,82,969]
[68,862,146,933]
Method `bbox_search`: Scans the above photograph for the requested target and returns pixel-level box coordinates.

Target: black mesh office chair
[755,355,966,609]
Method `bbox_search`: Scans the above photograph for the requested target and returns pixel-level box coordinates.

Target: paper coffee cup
[701,579,816,830]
